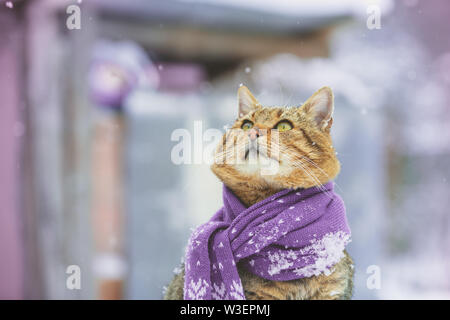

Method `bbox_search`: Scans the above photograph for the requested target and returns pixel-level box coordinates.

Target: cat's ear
[302,86,334,131]
[238,85,259,117]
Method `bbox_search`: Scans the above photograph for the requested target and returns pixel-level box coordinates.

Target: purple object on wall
[88,40,157,109]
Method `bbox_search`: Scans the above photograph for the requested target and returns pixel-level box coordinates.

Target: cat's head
[211,86,340,190]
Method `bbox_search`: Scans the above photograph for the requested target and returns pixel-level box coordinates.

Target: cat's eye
[276,121,293,132]
[241,121,254,131]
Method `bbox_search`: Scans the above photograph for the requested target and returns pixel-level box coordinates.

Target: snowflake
[293,231,350,277]
[173,266,182,275]
[229,280,245,300]
[186,278,209,300]
[267,250,298,276]
[211,282,227,300]
[304,204,316,214]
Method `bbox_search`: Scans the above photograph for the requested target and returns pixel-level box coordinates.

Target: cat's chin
[234,155,295,178]
[235,159,279,175]
[229,162,295,190]
[212,159,334,192]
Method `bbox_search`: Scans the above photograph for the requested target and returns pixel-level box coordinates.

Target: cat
[165,86,354,300]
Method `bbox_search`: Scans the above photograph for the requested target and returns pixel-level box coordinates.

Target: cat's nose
[248,128,260,141]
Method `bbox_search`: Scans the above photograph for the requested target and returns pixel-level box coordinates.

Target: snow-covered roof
[94,0,394,33]
[180,0,394,18]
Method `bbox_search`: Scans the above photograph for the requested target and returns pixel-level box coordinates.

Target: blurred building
[1,0,449,300]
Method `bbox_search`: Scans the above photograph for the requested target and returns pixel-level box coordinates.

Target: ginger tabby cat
[165,86,354,300]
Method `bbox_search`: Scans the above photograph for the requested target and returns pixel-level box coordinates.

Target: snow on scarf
[183,181,351,300]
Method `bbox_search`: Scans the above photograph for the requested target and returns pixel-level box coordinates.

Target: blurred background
[1,0,449,299]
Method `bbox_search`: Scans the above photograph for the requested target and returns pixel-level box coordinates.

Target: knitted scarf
[183,182,351,300]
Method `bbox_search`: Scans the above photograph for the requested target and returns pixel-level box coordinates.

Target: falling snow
[173,265,182,275]
[267,250,298,276]
[293,231,350,278]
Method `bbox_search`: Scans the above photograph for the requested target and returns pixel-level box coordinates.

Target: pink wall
[0,10,24,299]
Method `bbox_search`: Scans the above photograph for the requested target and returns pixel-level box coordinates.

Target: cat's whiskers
[277,146,322,179]
[296,155,331,179]
[215,134,334,198]
[288,159,333,198]
[278,147,329,182]
[299,155,344,194]
[214,144,247,164]
[277,146,332,197]
[283,92,294,109]
[215,149,245,163]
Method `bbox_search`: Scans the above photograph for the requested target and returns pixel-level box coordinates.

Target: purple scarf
[184,182,351,300]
